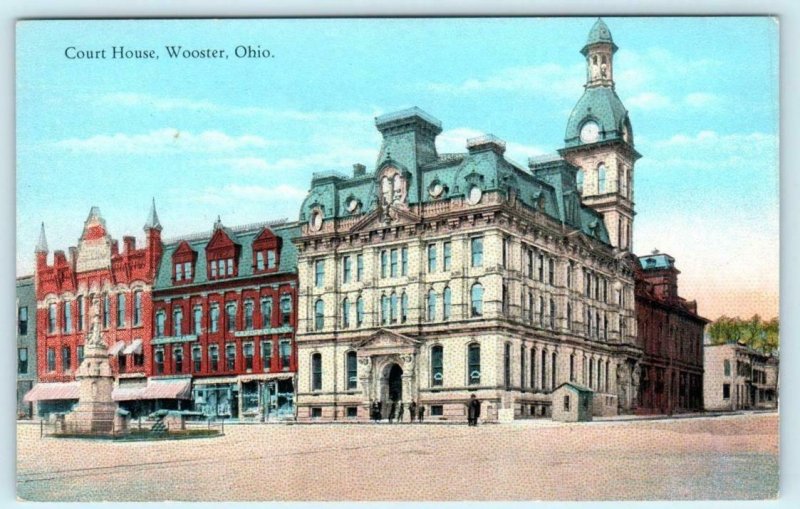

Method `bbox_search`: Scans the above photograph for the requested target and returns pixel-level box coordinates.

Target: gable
[206,228,238,253]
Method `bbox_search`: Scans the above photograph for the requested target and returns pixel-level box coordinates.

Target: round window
[309,210,323,231]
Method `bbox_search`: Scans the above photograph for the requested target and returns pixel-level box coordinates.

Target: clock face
[580,121,600,143]
[467,185,483,205]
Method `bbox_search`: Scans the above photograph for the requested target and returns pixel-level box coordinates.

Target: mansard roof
[153,220,300,290]
[299,108,610,246]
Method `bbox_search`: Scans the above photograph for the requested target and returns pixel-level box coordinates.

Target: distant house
[551,382,593,422]
[703,342,778,411]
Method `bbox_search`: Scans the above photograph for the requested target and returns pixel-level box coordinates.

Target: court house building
[293,20,645,421]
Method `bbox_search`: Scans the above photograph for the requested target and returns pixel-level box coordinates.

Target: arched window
[503,342,511,390]
[426,289,437,322]
[470,283,483,317]
[576,169,584,193]
[314,299,324,331]
[552,351,558,389]
[174,346,183,373]
[390,293,398,323]
[468,343,481,385]
[401,293,408,323]
[381,294,389,325]
[311,353,322,391]
[443,287,452,320]
[598,164,607,193]
[154,349,164,375]
[356,296,364,327]
[341,298,350,328]
[541,349,547,389]
[431,345,443,387]
[346,351,357,390]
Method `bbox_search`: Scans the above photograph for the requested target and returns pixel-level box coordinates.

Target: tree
[707,315,779,356]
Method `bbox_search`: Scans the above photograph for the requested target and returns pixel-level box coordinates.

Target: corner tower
[559,18,640,253]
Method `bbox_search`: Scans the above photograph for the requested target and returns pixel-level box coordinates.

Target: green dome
[581,18,618,55]
[564,87,630,148]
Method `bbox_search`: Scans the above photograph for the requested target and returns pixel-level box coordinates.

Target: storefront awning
[109,340,126,356]
[239,372,295,383]
[122,339,143,355]
[112,379,192,401]
[23,382,79,402]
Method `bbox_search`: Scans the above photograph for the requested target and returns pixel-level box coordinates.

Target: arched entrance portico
[381,363,404,406]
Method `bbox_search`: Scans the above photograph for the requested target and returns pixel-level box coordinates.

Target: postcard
[15,17,779,502]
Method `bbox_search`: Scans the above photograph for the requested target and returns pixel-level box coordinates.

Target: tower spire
[35,222,48,253]
[581,18,618,89]
[144,198,162,232]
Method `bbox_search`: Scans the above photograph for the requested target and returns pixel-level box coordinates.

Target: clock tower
[559,18,640,253]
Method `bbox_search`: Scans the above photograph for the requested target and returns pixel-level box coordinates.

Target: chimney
[54,250,67,265]
[466,134,507,156]
[353,163,366,177]
[111,239,119,256]
[68,247,78,270]
[123,236,136,253]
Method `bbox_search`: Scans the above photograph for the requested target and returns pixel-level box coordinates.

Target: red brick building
[150,218,300,421]
[634,251,708,414]
[27,204,163,416]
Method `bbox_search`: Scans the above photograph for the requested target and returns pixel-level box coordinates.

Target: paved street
[17,412,778,501]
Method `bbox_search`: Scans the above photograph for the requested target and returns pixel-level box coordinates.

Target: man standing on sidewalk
[467,394,481,426]
[409,400,417,423]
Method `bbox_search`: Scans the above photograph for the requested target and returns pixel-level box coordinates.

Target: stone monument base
[64,400,117,434]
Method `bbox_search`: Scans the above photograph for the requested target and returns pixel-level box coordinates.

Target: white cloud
[98,92,377,123]
[54,128,273,154]
[626,92,672,110]
[425,63,584,99]
[685,92,722,108]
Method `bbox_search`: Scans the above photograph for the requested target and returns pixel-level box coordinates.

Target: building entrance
[379,363,403,418]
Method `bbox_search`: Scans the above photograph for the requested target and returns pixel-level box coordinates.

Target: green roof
[153,221,300,290]
[639,253,676,271]
[581,18,618,55]
[563,87,631,149]
[299,108,610,245]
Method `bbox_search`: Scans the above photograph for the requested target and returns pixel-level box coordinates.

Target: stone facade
[16,275,37,418]
[703,343,778,411]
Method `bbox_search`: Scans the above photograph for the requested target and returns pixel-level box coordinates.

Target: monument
[64,295,118,434]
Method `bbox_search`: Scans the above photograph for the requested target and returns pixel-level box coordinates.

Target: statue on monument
[86,295,105,348]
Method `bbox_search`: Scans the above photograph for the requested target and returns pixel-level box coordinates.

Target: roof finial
[214,215,223,230]
[35,222,48,253]
[652,248,660,255]
[144,197,163,232]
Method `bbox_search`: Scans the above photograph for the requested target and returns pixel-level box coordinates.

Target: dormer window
[206,225,240,280]
[253,228,282,274]
[172,241,197,284]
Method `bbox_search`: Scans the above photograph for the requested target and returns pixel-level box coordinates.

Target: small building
[704,342,778,411]
[16,275,37,419]
[551,382,593,422]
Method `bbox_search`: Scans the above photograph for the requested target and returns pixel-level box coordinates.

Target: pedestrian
[467,394,481,426]
[371,400,380,423]
[389,401,397,423]
[397,402,405,423]
[418,404,425,423]
[409,400,417,423]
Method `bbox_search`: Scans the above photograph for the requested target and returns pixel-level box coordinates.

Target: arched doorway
[388,364,403,402]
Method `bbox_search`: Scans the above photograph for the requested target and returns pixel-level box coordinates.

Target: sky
[16,17,778,320]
